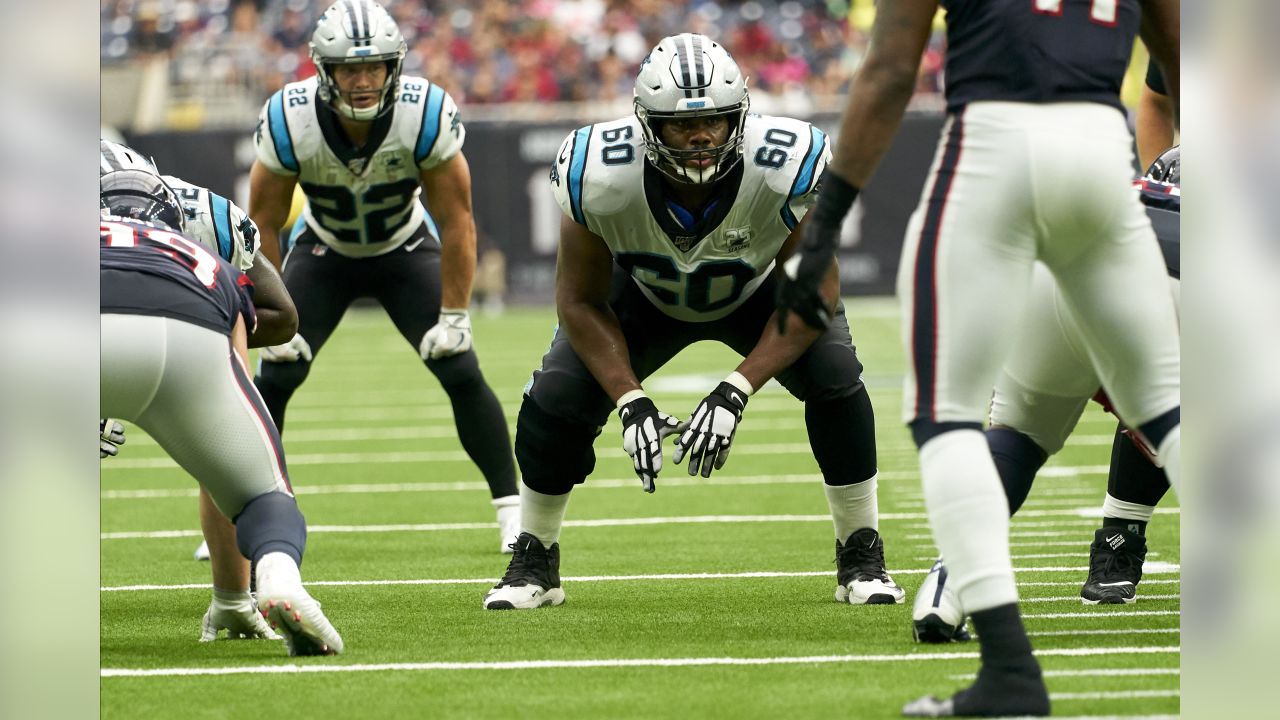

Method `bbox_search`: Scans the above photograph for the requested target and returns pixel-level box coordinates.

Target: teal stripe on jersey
[267,91,299,172]
[415,84,447,164]
[210,192,233,261]
[568,126,592,225]
[792,126,826,198]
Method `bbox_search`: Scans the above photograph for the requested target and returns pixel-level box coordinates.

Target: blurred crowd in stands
[101,0,947,111]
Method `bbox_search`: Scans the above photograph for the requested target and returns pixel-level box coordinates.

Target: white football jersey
[551,114,829,321]
[162,174,260,272]
[253,74,464,257]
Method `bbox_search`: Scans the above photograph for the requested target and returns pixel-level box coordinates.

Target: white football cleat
[200,589,281,642]
[194,540,210,561]
[255,552,343,656]
[493,495,521,554]
[912,557,971,643]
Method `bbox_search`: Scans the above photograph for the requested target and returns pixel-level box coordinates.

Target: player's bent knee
[515,395,598,495]
[988,373,1087,456]
[426,350,485,390]
[233,491,307,566]
[255,356,312,395]
[783,345,865,403]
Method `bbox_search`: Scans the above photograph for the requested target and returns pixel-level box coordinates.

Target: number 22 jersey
[253,74,464,257]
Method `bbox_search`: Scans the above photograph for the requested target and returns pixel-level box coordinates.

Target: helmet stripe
[674,37,693,98]
[690,35,705,98]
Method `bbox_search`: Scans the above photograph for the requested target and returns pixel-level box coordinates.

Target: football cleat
[193,540,210,561]
[200,589,281,642]
[834,528,906,605]
[912,558,971,643]
[493,495,521,554]
[1081,526,1146,605]
[255,553,343,656]
[483,532,565,610]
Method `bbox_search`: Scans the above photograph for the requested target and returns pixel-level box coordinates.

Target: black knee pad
[783,344,865,404]
[806,388,877,486]
[515,395,599,494]
[427,350,485,391]
[986,427,1048,515]
[234,491,307,567]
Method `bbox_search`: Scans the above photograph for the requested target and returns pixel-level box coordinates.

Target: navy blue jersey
[1136,179,1179,278]
[940,0,1141,113]
[100,217,256,335]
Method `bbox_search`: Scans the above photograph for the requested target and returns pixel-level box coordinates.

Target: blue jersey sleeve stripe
[267,91,299,173]
[210,192,233,260]
[791,126,826,198]
[415,84,447,164]
[568,126,592,225]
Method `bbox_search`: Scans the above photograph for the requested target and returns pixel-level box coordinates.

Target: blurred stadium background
[101,0,1158,303]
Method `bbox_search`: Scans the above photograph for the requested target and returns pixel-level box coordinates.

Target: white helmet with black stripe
[100,138,158,176]
[310,0,407,122]
[634,33,749,184]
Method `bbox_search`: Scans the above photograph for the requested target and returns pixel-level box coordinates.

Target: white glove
[259,333,313,363]
[419,309,473,360]
[100,418,125,458]
[673,380,749,477]
[200,589,282,642]
[618,393,686,493]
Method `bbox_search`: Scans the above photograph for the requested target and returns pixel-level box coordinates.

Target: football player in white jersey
[99,138,297,643]
[246,0,520,551]
[483,34,901,611]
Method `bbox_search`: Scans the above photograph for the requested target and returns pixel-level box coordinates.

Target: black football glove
[673,382,749,477]
[776,171,861,333]
[619,396,684,493]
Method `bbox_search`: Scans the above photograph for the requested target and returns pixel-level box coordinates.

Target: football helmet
[1145,145,1180,185]
[100,169,186,232]
[634,33,749,184]
[310,0,407,122]
[99,138,158,176]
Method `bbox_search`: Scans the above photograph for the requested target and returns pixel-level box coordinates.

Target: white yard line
[1028,629,1179,637]
[100,565,1179,593]
[100,645,1178,679]
[1024,610,1179,619]
[1021,594,1178,603]
[951,667,1179,679]
[1052,690,1179,700]
[100,511,1181,539]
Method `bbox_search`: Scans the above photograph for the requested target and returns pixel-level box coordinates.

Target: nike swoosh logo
[621,408,631,420]
[558,146,569,164]
[404,237,426,252]
[728,392,744,407]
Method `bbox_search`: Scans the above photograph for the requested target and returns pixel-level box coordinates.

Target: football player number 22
[1033,0,1117,23]
[300,179,421,244]
[102,221,219,288]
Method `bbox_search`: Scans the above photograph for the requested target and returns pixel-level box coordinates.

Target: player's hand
[619,395,685,493]
[100,418,125,458]
[420,309,473,360]
[673,382,748,477]
[259,333,313,363]
[200,589,282,642]
[775,242,835,333]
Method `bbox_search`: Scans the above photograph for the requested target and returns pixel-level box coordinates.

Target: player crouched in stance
[483,34,900,610]
[248,0,521,552]
[101,170,342,656]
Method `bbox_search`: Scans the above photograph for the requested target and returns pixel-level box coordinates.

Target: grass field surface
[101,299,1179,718]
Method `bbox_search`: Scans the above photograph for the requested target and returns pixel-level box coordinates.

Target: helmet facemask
[314,55,404,122]
[637,102,747,185]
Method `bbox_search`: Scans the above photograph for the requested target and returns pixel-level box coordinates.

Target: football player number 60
[1033,0,1117,24]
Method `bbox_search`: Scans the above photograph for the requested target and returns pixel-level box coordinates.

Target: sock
[824,474,879,540]
[255,551,302,592]
[920,429,1018,614]
[520,485,570,545]
[1101,494,1155,535]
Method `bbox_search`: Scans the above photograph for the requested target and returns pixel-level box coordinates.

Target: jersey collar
[643,159,743,253]
[316,99,395,176]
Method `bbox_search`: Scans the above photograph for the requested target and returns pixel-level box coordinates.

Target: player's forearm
[245,256,297,347]
[825,60,917,188]
[560,301,641,403]
[1136,90,1175,168]
[438,219,477,309]
[256,226,284,270]
[738,316,822,389]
